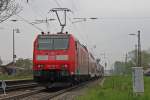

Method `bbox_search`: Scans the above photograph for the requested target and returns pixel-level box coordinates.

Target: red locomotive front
[33,33,77,82]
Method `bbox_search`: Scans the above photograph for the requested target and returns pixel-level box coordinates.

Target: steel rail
[39,79,103,100]
[0,78,104,100]
[0,79,38,92]
[0,87,45,100]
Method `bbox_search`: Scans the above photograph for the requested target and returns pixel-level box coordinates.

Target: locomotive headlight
[37,64,44,68]
[37,55,48,60]
[56,55,68,60]
[61,64,68,69]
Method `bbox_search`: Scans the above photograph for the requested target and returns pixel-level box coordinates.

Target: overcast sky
[0,0,150,68]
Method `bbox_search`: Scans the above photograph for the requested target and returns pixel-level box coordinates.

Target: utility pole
[125,53,127,66]
[12,28,20,63]
[124,53,128,74]
[13,29,15,63]
[137,30,141,67]
[135,44,137,67]
[129,30,142,67]
[129,30,144,93]
[11,19,20,63]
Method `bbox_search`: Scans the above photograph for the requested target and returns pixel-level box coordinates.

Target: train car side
[74,41,90,82]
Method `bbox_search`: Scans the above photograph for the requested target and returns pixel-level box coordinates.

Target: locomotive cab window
[38,35,69,50]
[53,38,69,50]
[38,38,53,50]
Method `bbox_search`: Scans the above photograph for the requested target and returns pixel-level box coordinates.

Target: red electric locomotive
[33,32,103,85]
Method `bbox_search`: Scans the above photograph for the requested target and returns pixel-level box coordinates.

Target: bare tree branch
[0,0,22,23]
[0,0,9,11]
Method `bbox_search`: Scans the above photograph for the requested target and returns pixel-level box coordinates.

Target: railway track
[0,78,104,100]
[0,87,45,100]
[36,82,89,100]
[0,79,38,93]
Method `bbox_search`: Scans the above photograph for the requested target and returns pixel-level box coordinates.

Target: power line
[49,0,89,45]
[27,1,47,18]
[49,0,86,44]
[16,14,44,31]
[49,8,71,33]
[99,17,150,20]
[70,0,78,12]
[72,23,87,44]
[51,0,73,25]
[31,18,56,32]
[66,1,95,49]
[52,0,61,8]
[27,4,43,18]
[31,18,55,24]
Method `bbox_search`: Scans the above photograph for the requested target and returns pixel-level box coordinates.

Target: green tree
[128,50,150,69]
[23,59,32,70]
[141,50,150,68]
[15,58,24,67]
[114,49,150,75]
[15,58,32,70]
[114,61,125,75]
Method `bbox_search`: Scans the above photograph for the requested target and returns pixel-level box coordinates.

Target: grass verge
[76,76,150,100]
[0,74,33,80]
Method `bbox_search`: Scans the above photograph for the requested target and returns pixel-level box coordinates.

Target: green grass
[76,76,150,100]
[0,74,33,80]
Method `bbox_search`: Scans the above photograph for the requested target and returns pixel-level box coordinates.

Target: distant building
[0,62,16,75]
[144,68,150,76]
[0,66,7,74]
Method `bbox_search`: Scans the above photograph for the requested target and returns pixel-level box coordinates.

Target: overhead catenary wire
[27,3,44,19]
[47,0,90,46]
[97,17,150,20]
[52,0,61,8]
[70,0,78,13]
[68,0,96,51]
[27,1,57,32]
[16,14,44,31]
[51,0,73,24]
[26,1,49,22]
